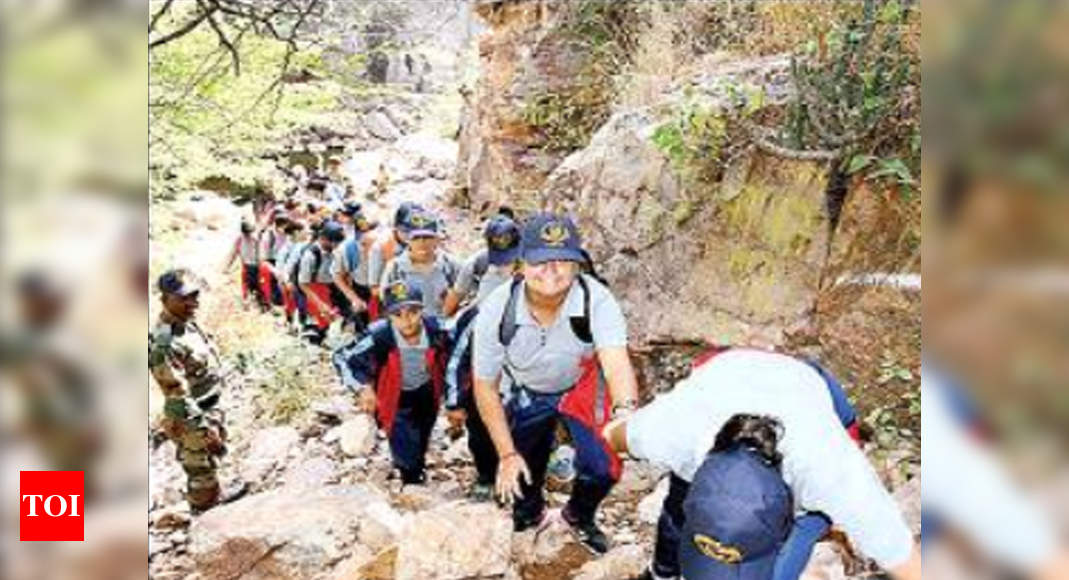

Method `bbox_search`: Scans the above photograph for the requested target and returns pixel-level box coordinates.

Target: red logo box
[20,471,84,541]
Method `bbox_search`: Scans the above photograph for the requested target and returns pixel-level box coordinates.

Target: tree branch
[149,0,176,34]
[201,0,241,76]
[149,4,218,49]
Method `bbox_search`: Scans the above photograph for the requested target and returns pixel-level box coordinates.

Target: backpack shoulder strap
[472,251,489,287]
[569,275,593,345]
[344,238,360,272]
[498,276,524,347]
[308,243,323,278]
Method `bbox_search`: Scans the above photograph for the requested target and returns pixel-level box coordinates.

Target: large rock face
[189,485,395,580]
[458,0,592,210]
[542,108,829,346]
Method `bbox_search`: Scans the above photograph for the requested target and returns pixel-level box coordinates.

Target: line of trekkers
[224,186,921,580]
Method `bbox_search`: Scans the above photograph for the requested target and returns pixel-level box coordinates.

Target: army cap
[157,268,203,297]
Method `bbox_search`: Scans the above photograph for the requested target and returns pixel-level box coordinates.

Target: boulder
[542,108,830,346]
[394,502,512,580]
[190,485,387,580]
[338,415,377,458]
[241,426,300,483]
[572,544,647,580]
[283,456,338,489]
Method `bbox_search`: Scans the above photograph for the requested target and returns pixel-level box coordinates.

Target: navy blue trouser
[506,388,616,528]
[463,391,498,485]
[651,360,856,579]
[389,382,437,484]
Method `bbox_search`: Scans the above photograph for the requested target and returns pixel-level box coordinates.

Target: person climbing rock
[472,212,640,554]
[333,204,378,335]
[297,219,346,345]
[444,213,524,500]
[222,219,264,310]
[598,348,921,580]
[367,201,422,320]
[379,208,460,319]
[332,279,452,485]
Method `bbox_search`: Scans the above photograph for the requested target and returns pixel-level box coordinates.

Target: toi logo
[20,471,84,541]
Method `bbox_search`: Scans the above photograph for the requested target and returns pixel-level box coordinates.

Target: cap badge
[693,534,744,564]
[389,281,409,301]
[539,221,569,247]
[489,232,516,250]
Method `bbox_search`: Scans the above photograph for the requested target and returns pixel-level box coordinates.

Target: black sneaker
[513,509,547,533]
[561,507,610,555]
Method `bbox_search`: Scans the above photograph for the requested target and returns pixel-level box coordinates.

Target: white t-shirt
[626,349,913,570]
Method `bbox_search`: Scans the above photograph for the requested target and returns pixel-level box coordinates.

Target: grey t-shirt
[454,249,515,306]
[393,325,430,391]
[332,236,371,286]
[472,274,628,394]
[380,251,459,317]
[297,242,335,284]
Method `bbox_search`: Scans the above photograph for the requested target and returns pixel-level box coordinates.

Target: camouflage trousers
[162,405,227,509]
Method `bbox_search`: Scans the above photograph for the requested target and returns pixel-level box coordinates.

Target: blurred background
[0,0,1067,578]
[1,1,148,579]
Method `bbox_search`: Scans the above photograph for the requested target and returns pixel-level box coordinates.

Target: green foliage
[651,104,728,187]
[522,81,612,153]
[149,8,355,199]
[784,0,919,192]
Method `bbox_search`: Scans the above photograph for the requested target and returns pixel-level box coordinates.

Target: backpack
[499,274,593,347]
[290,243,323,285]
[343,238,361,276]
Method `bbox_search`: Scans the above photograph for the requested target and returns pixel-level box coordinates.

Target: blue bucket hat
[679,448,793,580]
[521,213,584,265]
[484,215,521,265]
[382,279,424,314]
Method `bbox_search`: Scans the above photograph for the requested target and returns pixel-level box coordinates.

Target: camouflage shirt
[149,311,224,421]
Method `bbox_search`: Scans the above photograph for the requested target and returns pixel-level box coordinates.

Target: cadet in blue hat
[442,213,523,317]
[600,349,922,580]
[442,212,524,500]
[333,205,378,334]
[471,212,640,554]
[297,219,346,344]
[367,201,423,319]
[331,278,453,485]
[379,208,460,318]
[679,415,794,580]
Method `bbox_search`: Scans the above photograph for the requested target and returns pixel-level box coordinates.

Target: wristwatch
[611,398,637,420]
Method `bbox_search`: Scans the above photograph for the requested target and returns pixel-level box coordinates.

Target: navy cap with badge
[679,448,793,580]
[406,209,442,239]
[157,268,203,298]
[484,215,521,265]
[521,212,584,265]
[382,279,424,314]
[394,201,424,231]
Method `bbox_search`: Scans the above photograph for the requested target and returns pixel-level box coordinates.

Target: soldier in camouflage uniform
[149,268,243,512]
